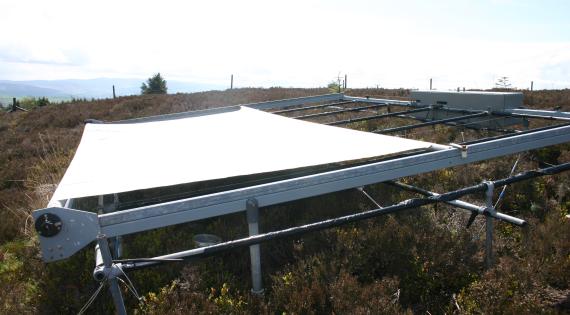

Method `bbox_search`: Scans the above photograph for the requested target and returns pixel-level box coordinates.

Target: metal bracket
[32,207,99,262]
[450,143,468,158]
[246,198,264,295]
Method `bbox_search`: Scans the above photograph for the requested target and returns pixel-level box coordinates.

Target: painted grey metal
[32,207,99,262]
[292,103,387,120]
[117,162,570,273]
[410,90,523,112]
[97,236,127,315]
[505,108,570,120]
[272,100,356,114]
[93,243,105,281]
[246,199,264,294]
[342,95,412,106]
[327,107,432,126]
[485,182,495,268]
[408,91,524,128]
[387,181,526,226]
[375,112,489,134]
[415,109,522,132]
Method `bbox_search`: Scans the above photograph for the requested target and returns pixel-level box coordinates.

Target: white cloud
[0,0,568,89]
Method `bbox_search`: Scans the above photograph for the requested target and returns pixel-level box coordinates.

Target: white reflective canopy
[50,106,433,202]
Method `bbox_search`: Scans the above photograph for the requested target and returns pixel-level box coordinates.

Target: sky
[0,0,569,90]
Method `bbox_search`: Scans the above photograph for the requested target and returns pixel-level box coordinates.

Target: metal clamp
[450,143,468,158]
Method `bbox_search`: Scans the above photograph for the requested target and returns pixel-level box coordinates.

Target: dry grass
[0,87,569,314]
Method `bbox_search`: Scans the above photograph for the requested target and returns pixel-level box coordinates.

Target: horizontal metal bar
[342,95,412,106]
[327,107,432,126]
[375,112,489,134]
[98,124,570,237]
[390,104,569,122]
[292,103,388,120]
[120,162,570,269]
[245,93,344,111]
[505,108,570,120]
[386,181,526,226]
[461,122,570,145]
[408,114,518,133]
[272,100,356,114]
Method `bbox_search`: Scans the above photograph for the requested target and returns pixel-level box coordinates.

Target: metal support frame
[31,93,570,314]
[272,100,355,114]
[342,95,411,106]
[247,93,344,111]
[114,162,570,272]
[246,199,264,294]
[327,107,432,126]
[292,103,387,120]
[485,182,495,268]
[375,112,489,134]
[33,123,570,262]
[505,108,570,121]
[386,181,526,226]
[343,95,570,122]
[461,122,570,145]
[97,235,127,315]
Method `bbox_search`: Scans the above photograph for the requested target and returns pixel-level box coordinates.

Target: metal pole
[485,182,495,268]
[430,78,432,90]
[119,162,570,271]
[231,74,233,89]
[112,85,116,99]
[97,235,127,315]
[292,103,387,120]
[344,74,347,89]
[272,100,355,114]
[386,181,526,226]
[246,198,263,294]
[375,112,489,134]
[327,107,431,126]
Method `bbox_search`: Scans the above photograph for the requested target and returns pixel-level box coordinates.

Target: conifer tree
[141,73,168,94]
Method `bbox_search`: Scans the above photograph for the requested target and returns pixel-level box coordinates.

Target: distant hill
[0,81,68,98]
[0,78,225,103]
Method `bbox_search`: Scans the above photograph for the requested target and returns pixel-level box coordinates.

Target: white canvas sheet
[51,106,433,202]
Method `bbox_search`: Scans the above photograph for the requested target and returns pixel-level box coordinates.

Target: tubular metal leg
[485,182,495,268]
[97,235,127,315]
[246,198,264,294]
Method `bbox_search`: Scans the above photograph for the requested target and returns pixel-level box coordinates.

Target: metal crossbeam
[246,93,344,111]
[385,181,525,226]
[504,108,570,121]
[116,162,570,270]
[342,95,412,106]
[33,122,570,263]
[327,107,432,126]
[375,112,489,134]
[461,122,570,145]
[272,100,355,114]
[292,103,387,120]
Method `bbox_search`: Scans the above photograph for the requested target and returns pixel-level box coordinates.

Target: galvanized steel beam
[272,100,356,114]
[292,103,387,120]
[327,107,432,126]
[375,112,489,134]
